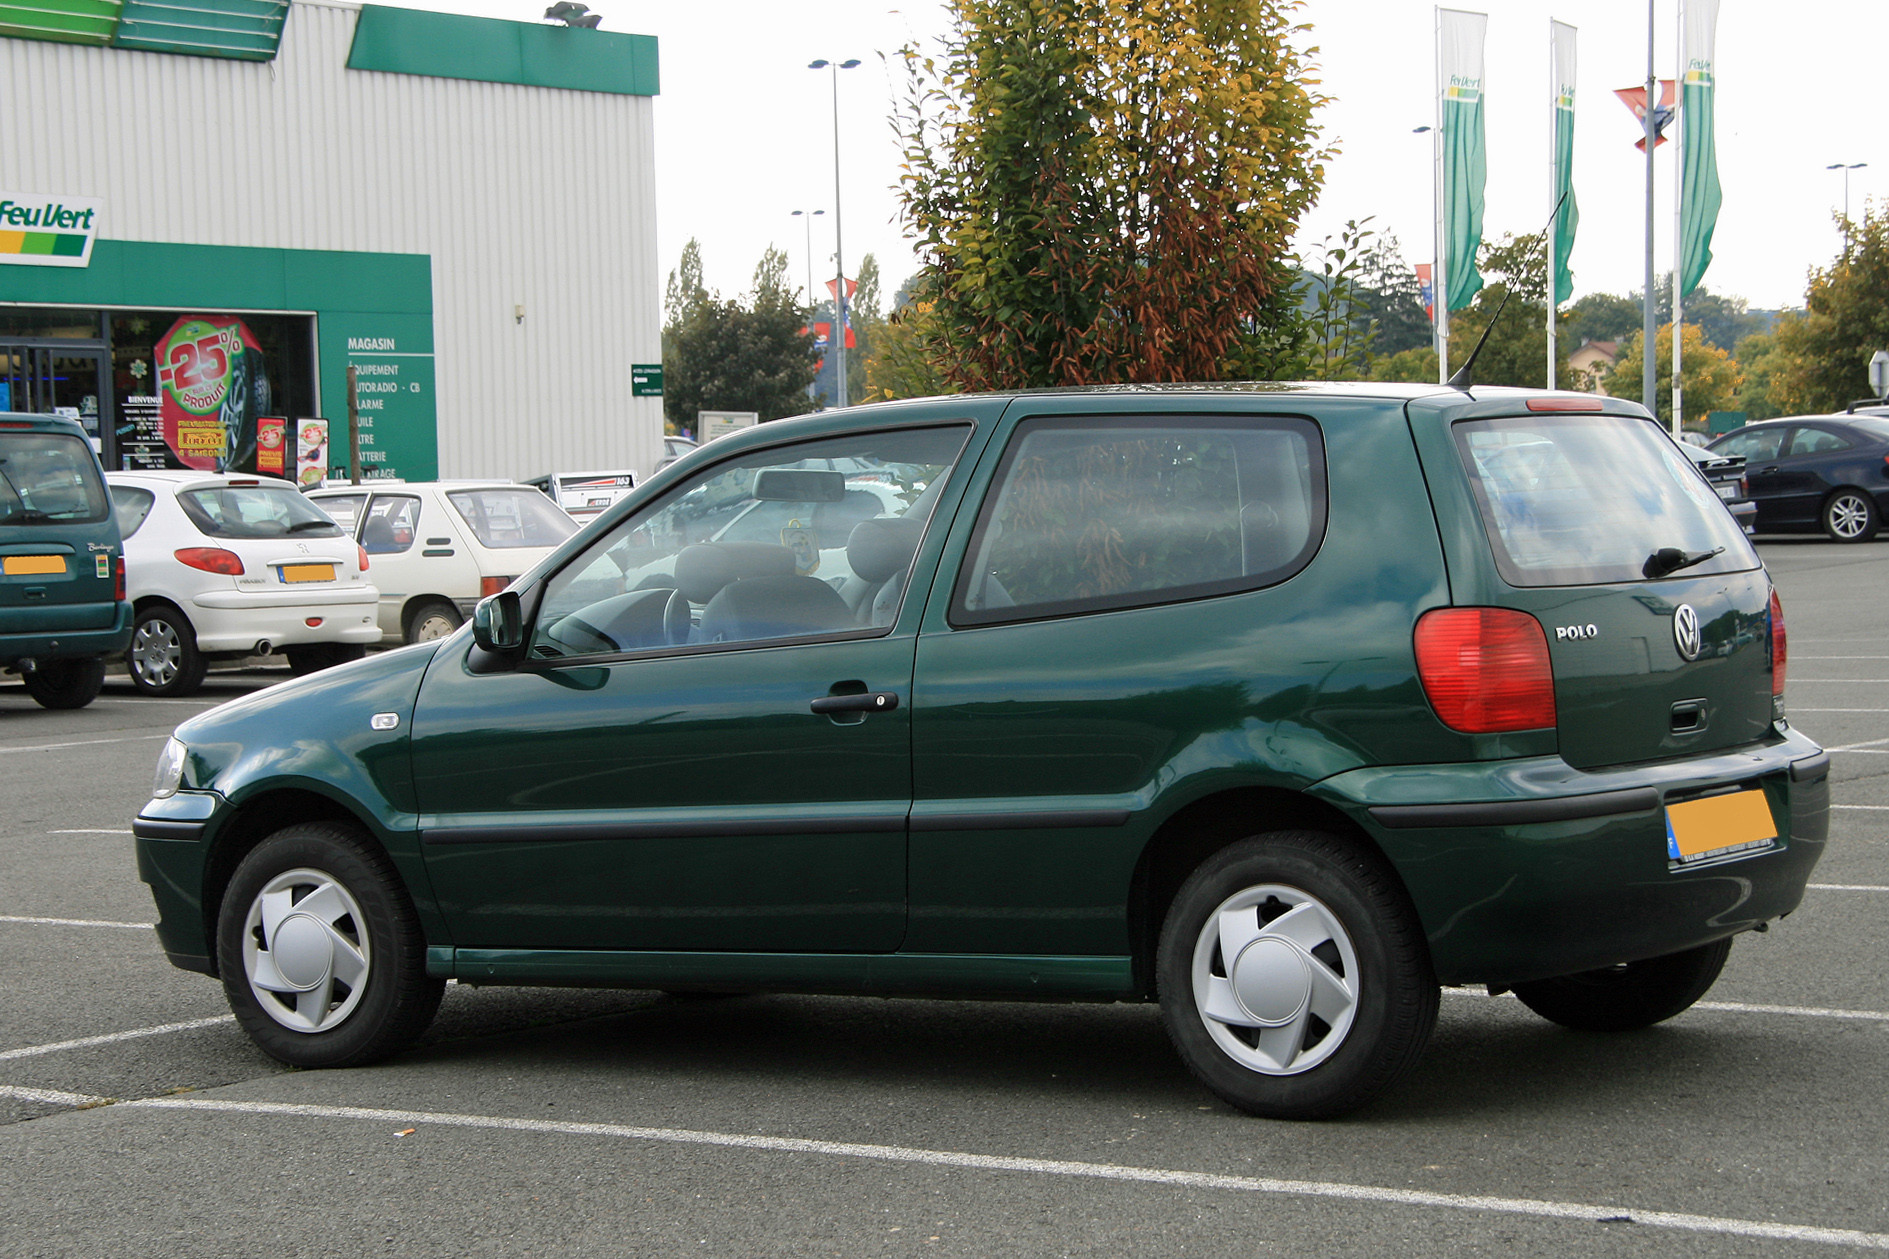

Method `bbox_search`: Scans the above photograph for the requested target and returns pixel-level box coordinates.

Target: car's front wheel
[1822,489,1879,543]
[1511,938,1731,1032]
[22,656,106,709]
[127,604,208,697]
[217,821,443,1067]
[1156,831,1438,1119]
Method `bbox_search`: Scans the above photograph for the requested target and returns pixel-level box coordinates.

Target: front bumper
[1313,727,1829,986]
[133,790,220,975]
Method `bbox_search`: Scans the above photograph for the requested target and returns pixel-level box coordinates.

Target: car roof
[310,480,523,494]
[106,469,299,490]
[0,411,92,439]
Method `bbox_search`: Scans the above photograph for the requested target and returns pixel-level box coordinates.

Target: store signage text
[0,193,102,268]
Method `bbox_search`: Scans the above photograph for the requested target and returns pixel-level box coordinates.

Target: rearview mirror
[752,468,846,502]
[472,590,523,652]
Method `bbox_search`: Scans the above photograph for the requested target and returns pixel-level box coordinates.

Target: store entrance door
[0,340,112,457]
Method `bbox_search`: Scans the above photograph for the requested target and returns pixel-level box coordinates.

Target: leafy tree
[1368,345,1438,384]
[895,0,1328,389]
[1767,209,1889,414]
[863,296,953,401]
[1352,231,1432,357]
[1604,322,1743,427]
[662,244,819,430]
[1434,233,1571,389]
[1732,331,1786,421]
[1565,281,1763,356]
[1299,218,1379,379]
[1564,291,1640,347]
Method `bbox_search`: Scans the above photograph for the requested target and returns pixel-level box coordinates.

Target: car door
[1713,426,1791,527]
[358,492,425,639]
[408,416,986,953]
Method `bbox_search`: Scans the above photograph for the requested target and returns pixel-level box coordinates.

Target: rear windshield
[1455,414,1759,587]
[0,431,110,526]
[178,484,344,539]
[448,487,579,549]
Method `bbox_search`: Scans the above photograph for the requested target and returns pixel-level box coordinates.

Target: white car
[105,471,380,696]
[307,481,579,645]
[525,470,639,523]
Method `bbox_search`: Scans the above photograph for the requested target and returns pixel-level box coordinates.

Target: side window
[110,485,156,539]
[316,493,368,534]
[1715,428,1786,462]
[1790,427,1851,455]
[363,495,422,554]
[527,424,971,659]
[951,416,1326,625]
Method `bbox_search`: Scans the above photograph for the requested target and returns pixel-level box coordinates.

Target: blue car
[1709,414,1889,542]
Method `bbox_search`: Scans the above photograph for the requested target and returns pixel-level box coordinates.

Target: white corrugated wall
[0,0,662,481]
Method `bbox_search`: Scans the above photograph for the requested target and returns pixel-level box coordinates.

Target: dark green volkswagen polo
[135,385,1827,1118]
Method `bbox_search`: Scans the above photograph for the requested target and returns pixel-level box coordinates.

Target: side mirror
[471,590,523,652]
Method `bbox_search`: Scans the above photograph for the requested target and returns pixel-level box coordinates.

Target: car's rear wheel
[127,604,208,697]
[1511,938,1732,1032]
[1822,489,1879,543]
[286,643,367,676]
[22,656,106,709]
[403,598,462,644]
[217,821,443,1067]
[1156,830,1438,1119]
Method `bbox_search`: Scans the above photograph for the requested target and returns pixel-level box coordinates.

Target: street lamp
[1827,162,1867,253]
[809,57,862,407]
[791,209,826,401]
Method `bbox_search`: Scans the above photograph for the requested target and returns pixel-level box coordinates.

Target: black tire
[403,598,462,644]
[22,656,106,709]
[126,604,208,697]
[1821,489,1879,543]
[216,821,444,1068]
[286,643,368,676]
[1156,830,1438,1120]
[1512,938,1731,1032]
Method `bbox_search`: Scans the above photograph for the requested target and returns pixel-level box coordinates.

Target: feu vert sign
[631,364,663,397]
[0,194,102,268]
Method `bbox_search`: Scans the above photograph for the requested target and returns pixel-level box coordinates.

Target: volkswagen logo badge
[1673,604,1703,661]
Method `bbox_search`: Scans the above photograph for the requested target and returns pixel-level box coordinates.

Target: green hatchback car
[135,385,1827,1118]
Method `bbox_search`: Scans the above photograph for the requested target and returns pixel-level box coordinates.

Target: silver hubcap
[1830,495,1870,539]
[413,612,457,641]
[242,867,371,1033]
[1191,883,1360,1075]
[130,619,181,687]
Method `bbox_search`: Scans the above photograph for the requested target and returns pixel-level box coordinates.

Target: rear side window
[314,493,368,533]
[0,431,110,526]
[363,495,422,554]
[178,485,343,539]
[1791,428,1851,455]
[110,485,157,538]
[1711,427,1786,462]
[951,416,1326,625]
[448,488,579,549]
[1456,415,1759,587]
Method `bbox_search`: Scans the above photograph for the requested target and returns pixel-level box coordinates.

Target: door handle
[809,691,900,714]
[1760,465,1778,473]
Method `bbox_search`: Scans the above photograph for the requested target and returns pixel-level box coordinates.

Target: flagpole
[1671,0,1686,436]
[1642,0,1657,416]
[1547,19,1556,390]
[1435,6,1449,384]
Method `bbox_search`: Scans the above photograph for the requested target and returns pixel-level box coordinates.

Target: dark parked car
[1708,414,1889,542]
[135,385,1825,1119]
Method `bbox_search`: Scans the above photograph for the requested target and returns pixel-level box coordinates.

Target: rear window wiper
[287,519,339,533]
[1643,545,1724,580]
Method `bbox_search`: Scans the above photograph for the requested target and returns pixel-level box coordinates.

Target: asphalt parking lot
[3,538,1887,1258]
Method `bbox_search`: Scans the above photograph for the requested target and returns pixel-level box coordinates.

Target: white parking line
[0,735,168,756]
[1796,656,1889,660]
[0,1016,234,1063]
[0,1085,107,1107]
[1808,884,1889,892]
[1832,805,1889,810]
[0,915,152,929]
[1694,1000,1889,1022]
[23,1096,1855,1251]
[46,829,133,835]
[1824,736,1889,753]
[1796,709,1889,714]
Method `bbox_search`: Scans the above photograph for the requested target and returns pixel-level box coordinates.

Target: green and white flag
[1439,7,1488,311]
[1679,0,1721,297]
[1549,20,1578,307]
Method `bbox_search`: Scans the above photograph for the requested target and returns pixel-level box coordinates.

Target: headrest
[698,575,854,644]
[846,516,925,584]
[673,542,796,604]
[362,515,400,553]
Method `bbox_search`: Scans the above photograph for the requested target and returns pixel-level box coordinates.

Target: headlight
[152,737,188,799]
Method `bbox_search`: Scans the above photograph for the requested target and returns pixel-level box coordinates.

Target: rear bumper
[1313,727,1829,986]
[0,602,133,665]
[185,591,382,653]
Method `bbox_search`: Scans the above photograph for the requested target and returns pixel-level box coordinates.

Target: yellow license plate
[1666,789,1777,865]
[280,563,335,583]
[3,554,66,576]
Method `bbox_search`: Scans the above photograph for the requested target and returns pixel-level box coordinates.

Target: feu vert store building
[0,0,662,481]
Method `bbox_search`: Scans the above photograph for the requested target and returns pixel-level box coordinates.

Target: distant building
[1568,340,1619,394]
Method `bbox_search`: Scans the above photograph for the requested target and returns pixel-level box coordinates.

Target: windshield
[1455,414,1759,586]
[178,484,343,539]
[448,488,580,549]
[0,431,110,526]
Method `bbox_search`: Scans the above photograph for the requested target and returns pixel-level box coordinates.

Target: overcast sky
[419,0,1880,317]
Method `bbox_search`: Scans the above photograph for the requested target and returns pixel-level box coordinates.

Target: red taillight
[358,544,370,573]
[174,547,245,576]
[1524,396,1605,412]
[480,575,514,597]
[1739,475,1749,497]
[1770,589,1787,697]
[113,556,126,602]
[1414,607,1558,733]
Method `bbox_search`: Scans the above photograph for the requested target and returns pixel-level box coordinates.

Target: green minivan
[1,413,131,708]
[135,385,1827,1118]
